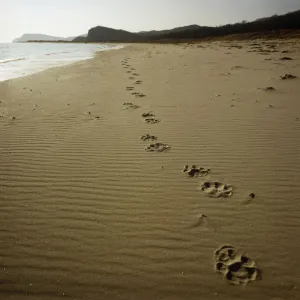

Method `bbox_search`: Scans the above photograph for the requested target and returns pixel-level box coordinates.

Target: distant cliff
[86,26,144,42]
[13,34,69,43]
[13,33,87,43]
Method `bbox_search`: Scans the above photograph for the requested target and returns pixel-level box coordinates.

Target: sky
[1,0,300,42]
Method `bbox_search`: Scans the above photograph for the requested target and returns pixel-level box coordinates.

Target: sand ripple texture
[1,41,300,300]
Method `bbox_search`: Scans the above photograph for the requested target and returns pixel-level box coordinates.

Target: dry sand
[0,40,300,300]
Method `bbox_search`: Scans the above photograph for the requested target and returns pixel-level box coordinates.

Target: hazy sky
[1,0,300,42]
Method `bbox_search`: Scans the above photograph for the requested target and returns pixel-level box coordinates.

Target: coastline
[0,43,124,82]
[1,41,300,300]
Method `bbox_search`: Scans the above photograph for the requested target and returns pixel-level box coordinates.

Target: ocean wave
[0,58,26,64]
[1,44,121,81]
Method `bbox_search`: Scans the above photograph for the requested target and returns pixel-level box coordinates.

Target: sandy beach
[1,41,300,300]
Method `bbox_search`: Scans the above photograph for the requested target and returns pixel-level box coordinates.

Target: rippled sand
[1,41,300,300]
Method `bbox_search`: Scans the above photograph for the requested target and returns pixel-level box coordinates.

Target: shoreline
[1,41,300,300]
[0,43,124,82]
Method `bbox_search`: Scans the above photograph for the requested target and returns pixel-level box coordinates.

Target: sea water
[0,43,122,81]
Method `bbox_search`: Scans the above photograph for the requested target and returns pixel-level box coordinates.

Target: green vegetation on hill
[154,9,300,40]
[16,10,300,43]
[79,10,300,42]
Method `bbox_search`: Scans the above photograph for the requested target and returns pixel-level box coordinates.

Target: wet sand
[1,41,300,300]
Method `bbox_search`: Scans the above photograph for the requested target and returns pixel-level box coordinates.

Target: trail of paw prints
[183,165,211,177]
[123,85,143,108]
[142,112,161,124]
[132,92,146,98]
[200,181,233,198]
[121,59,146,98]
[125,86,145,98]
[125,86,146,98]
[123,102,140,110]
[145,118,160,124]
[145,143,170,152]
[182,165,258,205]
[121,58,131,69]
[142,111,160,124]
[141,134,170,153]
[141,134,157,142]
[214,245,261,285]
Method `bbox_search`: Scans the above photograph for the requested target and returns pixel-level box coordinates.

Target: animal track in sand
[123,103,140,109]
[281,74,297,80]
[144,118,160,124]
[131,92,146,98]
[142,112,155,118]
[141,134,158,141]
[231,65,243,70]
[263,86,276,91]
[200,181,233,198]
[142,112,160,124]
[280,57,293,61]
[145,143,170,152]
[132,73,140,76]
[215,245,261,285]
[134,80,143,85]
[129,76,135,80]
[126,86,135,91]
[183,165,211,177]
[134,93,146,98]
[126,71,132,73]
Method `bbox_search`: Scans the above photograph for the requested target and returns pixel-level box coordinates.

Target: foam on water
[0,43,123,81]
